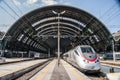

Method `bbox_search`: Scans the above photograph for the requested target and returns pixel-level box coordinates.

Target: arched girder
[49,32,73,36]
[20,34,48,50]
[41,29,75,36]
[37,26,79,35]
[35,22,82,32]
[28,8,89,27]
[32,17,84,29]
[17,29,49,49]
[36,23,80,34]
[45,31,73,36]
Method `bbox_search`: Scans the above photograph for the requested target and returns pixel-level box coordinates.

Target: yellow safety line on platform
[36,59,56,80]
[61,60,84,80]
[109,73,120,76]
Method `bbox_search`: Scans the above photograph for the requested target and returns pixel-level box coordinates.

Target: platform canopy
[3,5,112,54]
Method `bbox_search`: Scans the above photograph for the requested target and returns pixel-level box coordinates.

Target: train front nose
[85,62,101,70]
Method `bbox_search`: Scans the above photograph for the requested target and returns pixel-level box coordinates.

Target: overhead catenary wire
[11,0,35,29]
[0,5,16,20]
[2,0,120,32]
[103,12,120,30]
[98,2,120,23]
[99,3,117,19]
[2,0,20,17]
[103,7,120,23]
[3,0,34,30]
[11,0,46,42]
[11,0,23,15]
[98,2,120,30]
[106,25,120,28]
[2,0,47,49]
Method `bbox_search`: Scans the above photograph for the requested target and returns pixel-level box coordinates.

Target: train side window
[75,50,79,56]
[66,54,68,57]
[65,54,68,57]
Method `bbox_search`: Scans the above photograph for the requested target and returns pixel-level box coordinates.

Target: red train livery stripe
[80,54,97,62]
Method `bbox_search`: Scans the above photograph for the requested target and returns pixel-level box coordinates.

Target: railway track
[0,59,53,80]
[65,60,108,80]
[14,59,53,80]
[85,72,108,80]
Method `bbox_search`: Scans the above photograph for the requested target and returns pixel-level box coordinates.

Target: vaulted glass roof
[3,5,112,54]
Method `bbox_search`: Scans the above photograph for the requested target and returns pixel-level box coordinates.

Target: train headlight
[87,61,89,63]
[83,60,86,62]
[83,60,89,63]
[95,59,99,63]
[97,59,99,62]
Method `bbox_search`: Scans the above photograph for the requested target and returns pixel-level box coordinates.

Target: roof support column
[52,10,65,66]
[48,48,50,58]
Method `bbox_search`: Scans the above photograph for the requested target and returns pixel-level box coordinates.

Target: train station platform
[101,60,120,80]
[0,57,33,64]
[101,60,120,68]
[0,59,91,80]
[107,73,120,80]
[30,59,90,80]
[0,58,33,64]
[5,58,32,62]
[0,59,48,80]
[3,58,120,80]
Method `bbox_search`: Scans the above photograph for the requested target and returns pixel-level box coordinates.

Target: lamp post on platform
[52,10,65,66]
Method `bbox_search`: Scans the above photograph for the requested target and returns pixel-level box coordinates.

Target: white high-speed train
[63,45,101,73]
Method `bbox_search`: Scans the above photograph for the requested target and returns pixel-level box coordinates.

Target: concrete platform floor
[101,60,120,68]
[50,61,71,80]
[5,58,32,62]
[0,59,48,78]
[30,59,90,80]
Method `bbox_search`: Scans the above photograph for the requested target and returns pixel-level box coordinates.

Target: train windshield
[81,47,94,54]
[0,52,1,57]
